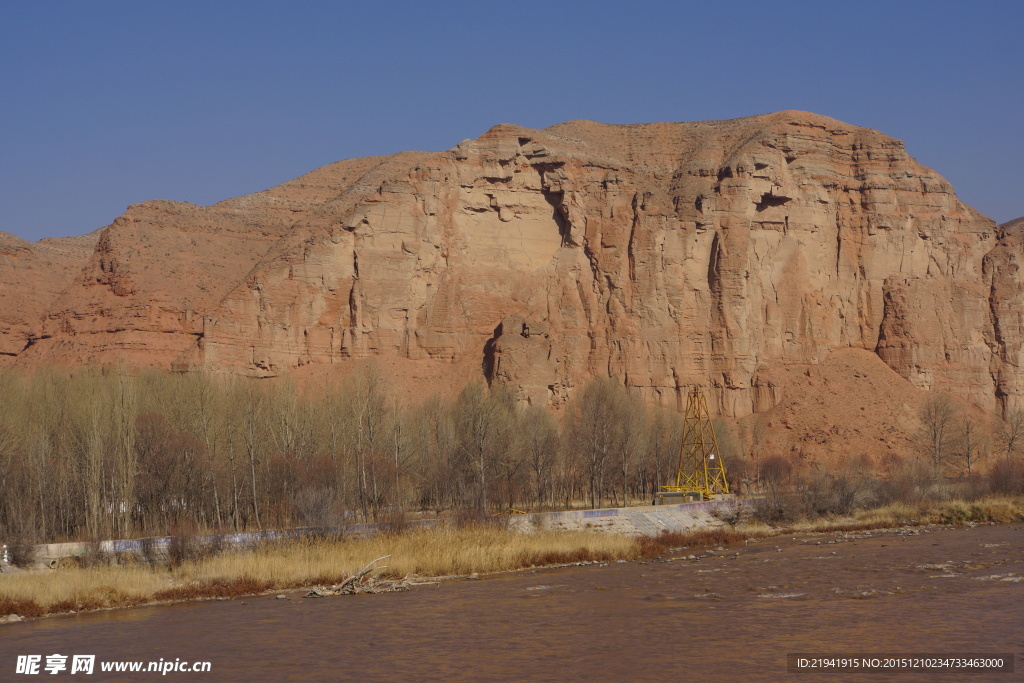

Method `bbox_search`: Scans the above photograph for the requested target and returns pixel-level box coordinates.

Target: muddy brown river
[2,525,1021,681]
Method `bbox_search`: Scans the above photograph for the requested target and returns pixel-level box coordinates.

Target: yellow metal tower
[662,386,730,500]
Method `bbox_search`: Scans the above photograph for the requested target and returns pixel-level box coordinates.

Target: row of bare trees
[4,364,1020,545]
[0,367,709,544]
[916,394,1024,477]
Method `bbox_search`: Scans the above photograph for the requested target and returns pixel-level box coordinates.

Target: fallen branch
[304,556,410,598]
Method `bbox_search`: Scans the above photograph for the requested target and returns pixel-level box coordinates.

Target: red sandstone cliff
[0,230,100,362]
[3,112,1019,428]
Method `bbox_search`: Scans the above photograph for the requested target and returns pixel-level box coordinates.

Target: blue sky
[2,1,1022,241]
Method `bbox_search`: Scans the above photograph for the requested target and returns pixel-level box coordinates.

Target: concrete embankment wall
[26,498,744,565]
[29,521,437,566]
[508,497,742,536]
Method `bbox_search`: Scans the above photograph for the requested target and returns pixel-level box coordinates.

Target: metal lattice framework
[662,386,730,500]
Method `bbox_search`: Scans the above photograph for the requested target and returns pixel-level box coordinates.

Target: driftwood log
[304,555,412,597]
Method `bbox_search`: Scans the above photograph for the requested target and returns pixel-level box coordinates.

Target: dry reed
[0,526,638,617]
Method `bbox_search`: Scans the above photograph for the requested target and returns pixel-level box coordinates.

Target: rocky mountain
[2,112,1020,433]
[0,229,100,359]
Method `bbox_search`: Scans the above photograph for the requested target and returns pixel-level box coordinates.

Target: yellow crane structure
[661,386,730,501]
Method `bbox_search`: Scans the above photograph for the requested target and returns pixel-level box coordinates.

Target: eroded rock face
[12,155,399,368]
[186,111,1003,416]
[983,217,1024,415]
[0,230,100,363]
[2,112,1018,419]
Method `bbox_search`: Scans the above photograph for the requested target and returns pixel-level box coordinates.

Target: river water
[2,524,1021,681]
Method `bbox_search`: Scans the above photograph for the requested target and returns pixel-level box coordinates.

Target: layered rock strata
[3,112,1019,419]
[0,230,100,362]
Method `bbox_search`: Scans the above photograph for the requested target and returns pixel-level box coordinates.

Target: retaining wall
[24,498,745,565]
[508,497,742,536]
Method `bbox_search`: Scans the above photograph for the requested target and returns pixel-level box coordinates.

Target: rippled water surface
[2,525,1022,681]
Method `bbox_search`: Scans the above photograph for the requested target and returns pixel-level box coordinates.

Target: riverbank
[3,518,1021,681]
[2,495,1022,620]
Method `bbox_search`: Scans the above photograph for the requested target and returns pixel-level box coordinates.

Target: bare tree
[565,378,630,509]
[643,407,683,499]
[267,376,316,523]
[349,365,393,520]
[111,362,138,537]
[918,393,958,473]
[954,411,990,477]
[453,382,512,512]
[187,373,227,531]
[235,380,267,530]
[409,396,462,513]
[998,408,1024,464]
[390,400,414,513]
[751,454,802,523]
[747,413,768,489]
[616,394,647,506]
[521,405,558,510]
[713,417,745,493]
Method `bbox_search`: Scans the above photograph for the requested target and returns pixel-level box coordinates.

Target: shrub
[8,542,37,569]
[637,527,752,556]
[751,490,803,525]
[989,459,1024,495]
[710,501,743,526]
[71,541,112,569]
[802,473,860,518]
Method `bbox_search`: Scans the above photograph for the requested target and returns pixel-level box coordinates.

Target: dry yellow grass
[768,496,1024,534]
[841,496,1024,527]
[179,526,638,586]
[0,526,639,617]
[0,566,170,616]
[913,497,1024,524]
